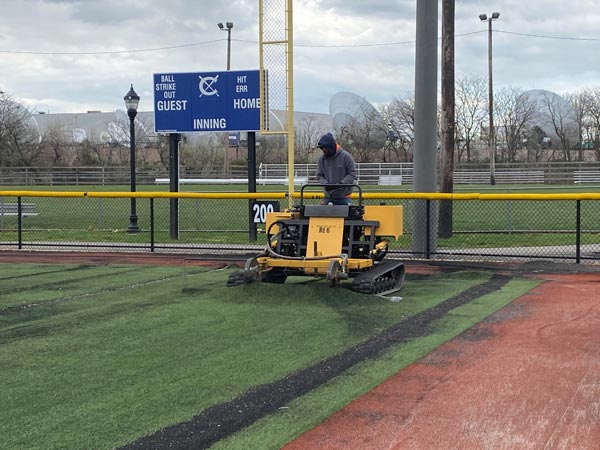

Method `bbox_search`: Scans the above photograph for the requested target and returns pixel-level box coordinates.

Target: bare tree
[39,117,73,165]
[0,94,44,166]
[564,90,588,161]
[521,126,547,162]
[494,87,538,162]
[294,114,329,163]
[582,88,600,160]
[180,141,216,174]
[537,91,578,162]
[336,110,387,163]
[255,134,286,164]
[455,75,487,162]
[385,96,416,161]
[102,113,155,167]
[155,134,170,168]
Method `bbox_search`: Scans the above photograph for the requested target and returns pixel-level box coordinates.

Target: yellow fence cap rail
[0,190,87,198]
[2,190,600,201]
[478,193,600,201]
[0,190,287,200]
[84,191,288,199]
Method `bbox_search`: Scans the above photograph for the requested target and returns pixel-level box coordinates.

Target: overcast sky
[1,0,599,115]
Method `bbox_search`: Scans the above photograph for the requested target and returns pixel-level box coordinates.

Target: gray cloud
[69,1,150,24]
[315,0,415,19]
[2,0,600,114]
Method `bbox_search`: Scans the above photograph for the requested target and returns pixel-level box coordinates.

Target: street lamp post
[217,21,233,70]
[480,12,500,185]
[124,84,140,233]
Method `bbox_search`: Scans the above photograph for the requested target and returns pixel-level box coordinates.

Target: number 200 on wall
[252,201,280,224]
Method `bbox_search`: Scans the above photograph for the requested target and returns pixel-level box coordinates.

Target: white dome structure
[522,89,578,144]
[329,92,388,148]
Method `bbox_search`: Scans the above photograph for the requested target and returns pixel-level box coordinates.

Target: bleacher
[574,171,600,184]
[453,170,544,184]
[257,164,545,185]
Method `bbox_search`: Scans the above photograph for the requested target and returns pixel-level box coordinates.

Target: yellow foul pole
[259,0,295,208]
[258,0,265,133]
[286,0,294,207]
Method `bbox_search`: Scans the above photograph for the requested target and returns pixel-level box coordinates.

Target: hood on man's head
[317,133,337,157]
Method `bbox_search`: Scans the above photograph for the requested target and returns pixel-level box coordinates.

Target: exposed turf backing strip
[0,265,92,281]
[0,267,212,316]
[119,274,511,450]
[0,266,142,296]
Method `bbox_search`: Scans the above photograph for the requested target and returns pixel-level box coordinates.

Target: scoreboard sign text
[153,70,260,133]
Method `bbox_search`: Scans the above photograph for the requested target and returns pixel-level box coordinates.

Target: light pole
[217,21,233,70]
[0,90,4,167]
[218,21,233,177]
[124,84,140,233]
[480,12,500,185]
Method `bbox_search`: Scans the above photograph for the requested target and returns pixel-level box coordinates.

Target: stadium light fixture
[217,21,233,70]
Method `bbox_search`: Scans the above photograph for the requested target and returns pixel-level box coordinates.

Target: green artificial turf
[0,263,539,450]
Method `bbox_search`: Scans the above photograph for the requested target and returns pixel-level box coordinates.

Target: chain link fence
[1,190,599,264]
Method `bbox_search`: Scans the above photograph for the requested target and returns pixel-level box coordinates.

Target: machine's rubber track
[351,260,405,295]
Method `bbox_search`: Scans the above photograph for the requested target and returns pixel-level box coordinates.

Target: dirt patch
[483,301,532,323]
[420,348,463,366]
[283,270,600,450]
[455,323,495,342]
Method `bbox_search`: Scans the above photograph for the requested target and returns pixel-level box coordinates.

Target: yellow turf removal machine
[227,185,405,295]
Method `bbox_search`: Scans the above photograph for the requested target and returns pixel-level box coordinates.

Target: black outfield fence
[1,190,599,264]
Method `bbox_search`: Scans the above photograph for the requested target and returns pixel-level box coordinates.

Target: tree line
[2,78,600,170]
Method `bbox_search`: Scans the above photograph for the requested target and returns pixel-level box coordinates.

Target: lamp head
[226,22,233,29]
[217,22,224,29]
[491,12,500,19]
[123,84,140,116]
[479,13,488,21]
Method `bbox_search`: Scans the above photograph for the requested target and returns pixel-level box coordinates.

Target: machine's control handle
[299,183,362,206]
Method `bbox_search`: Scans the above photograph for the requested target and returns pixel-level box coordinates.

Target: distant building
[31,109,332,148]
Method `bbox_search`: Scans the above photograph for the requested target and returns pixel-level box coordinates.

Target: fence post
[426,199,431,259]
[248,131,257,241]
[169,133,180,240]
[576,200,581,264]
[150,198,155,253]
[508,199,513,235]
[17,197,23,249]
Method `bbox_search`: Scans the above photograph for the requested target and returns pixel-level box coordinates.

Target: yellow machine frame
[260,204,403,276]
